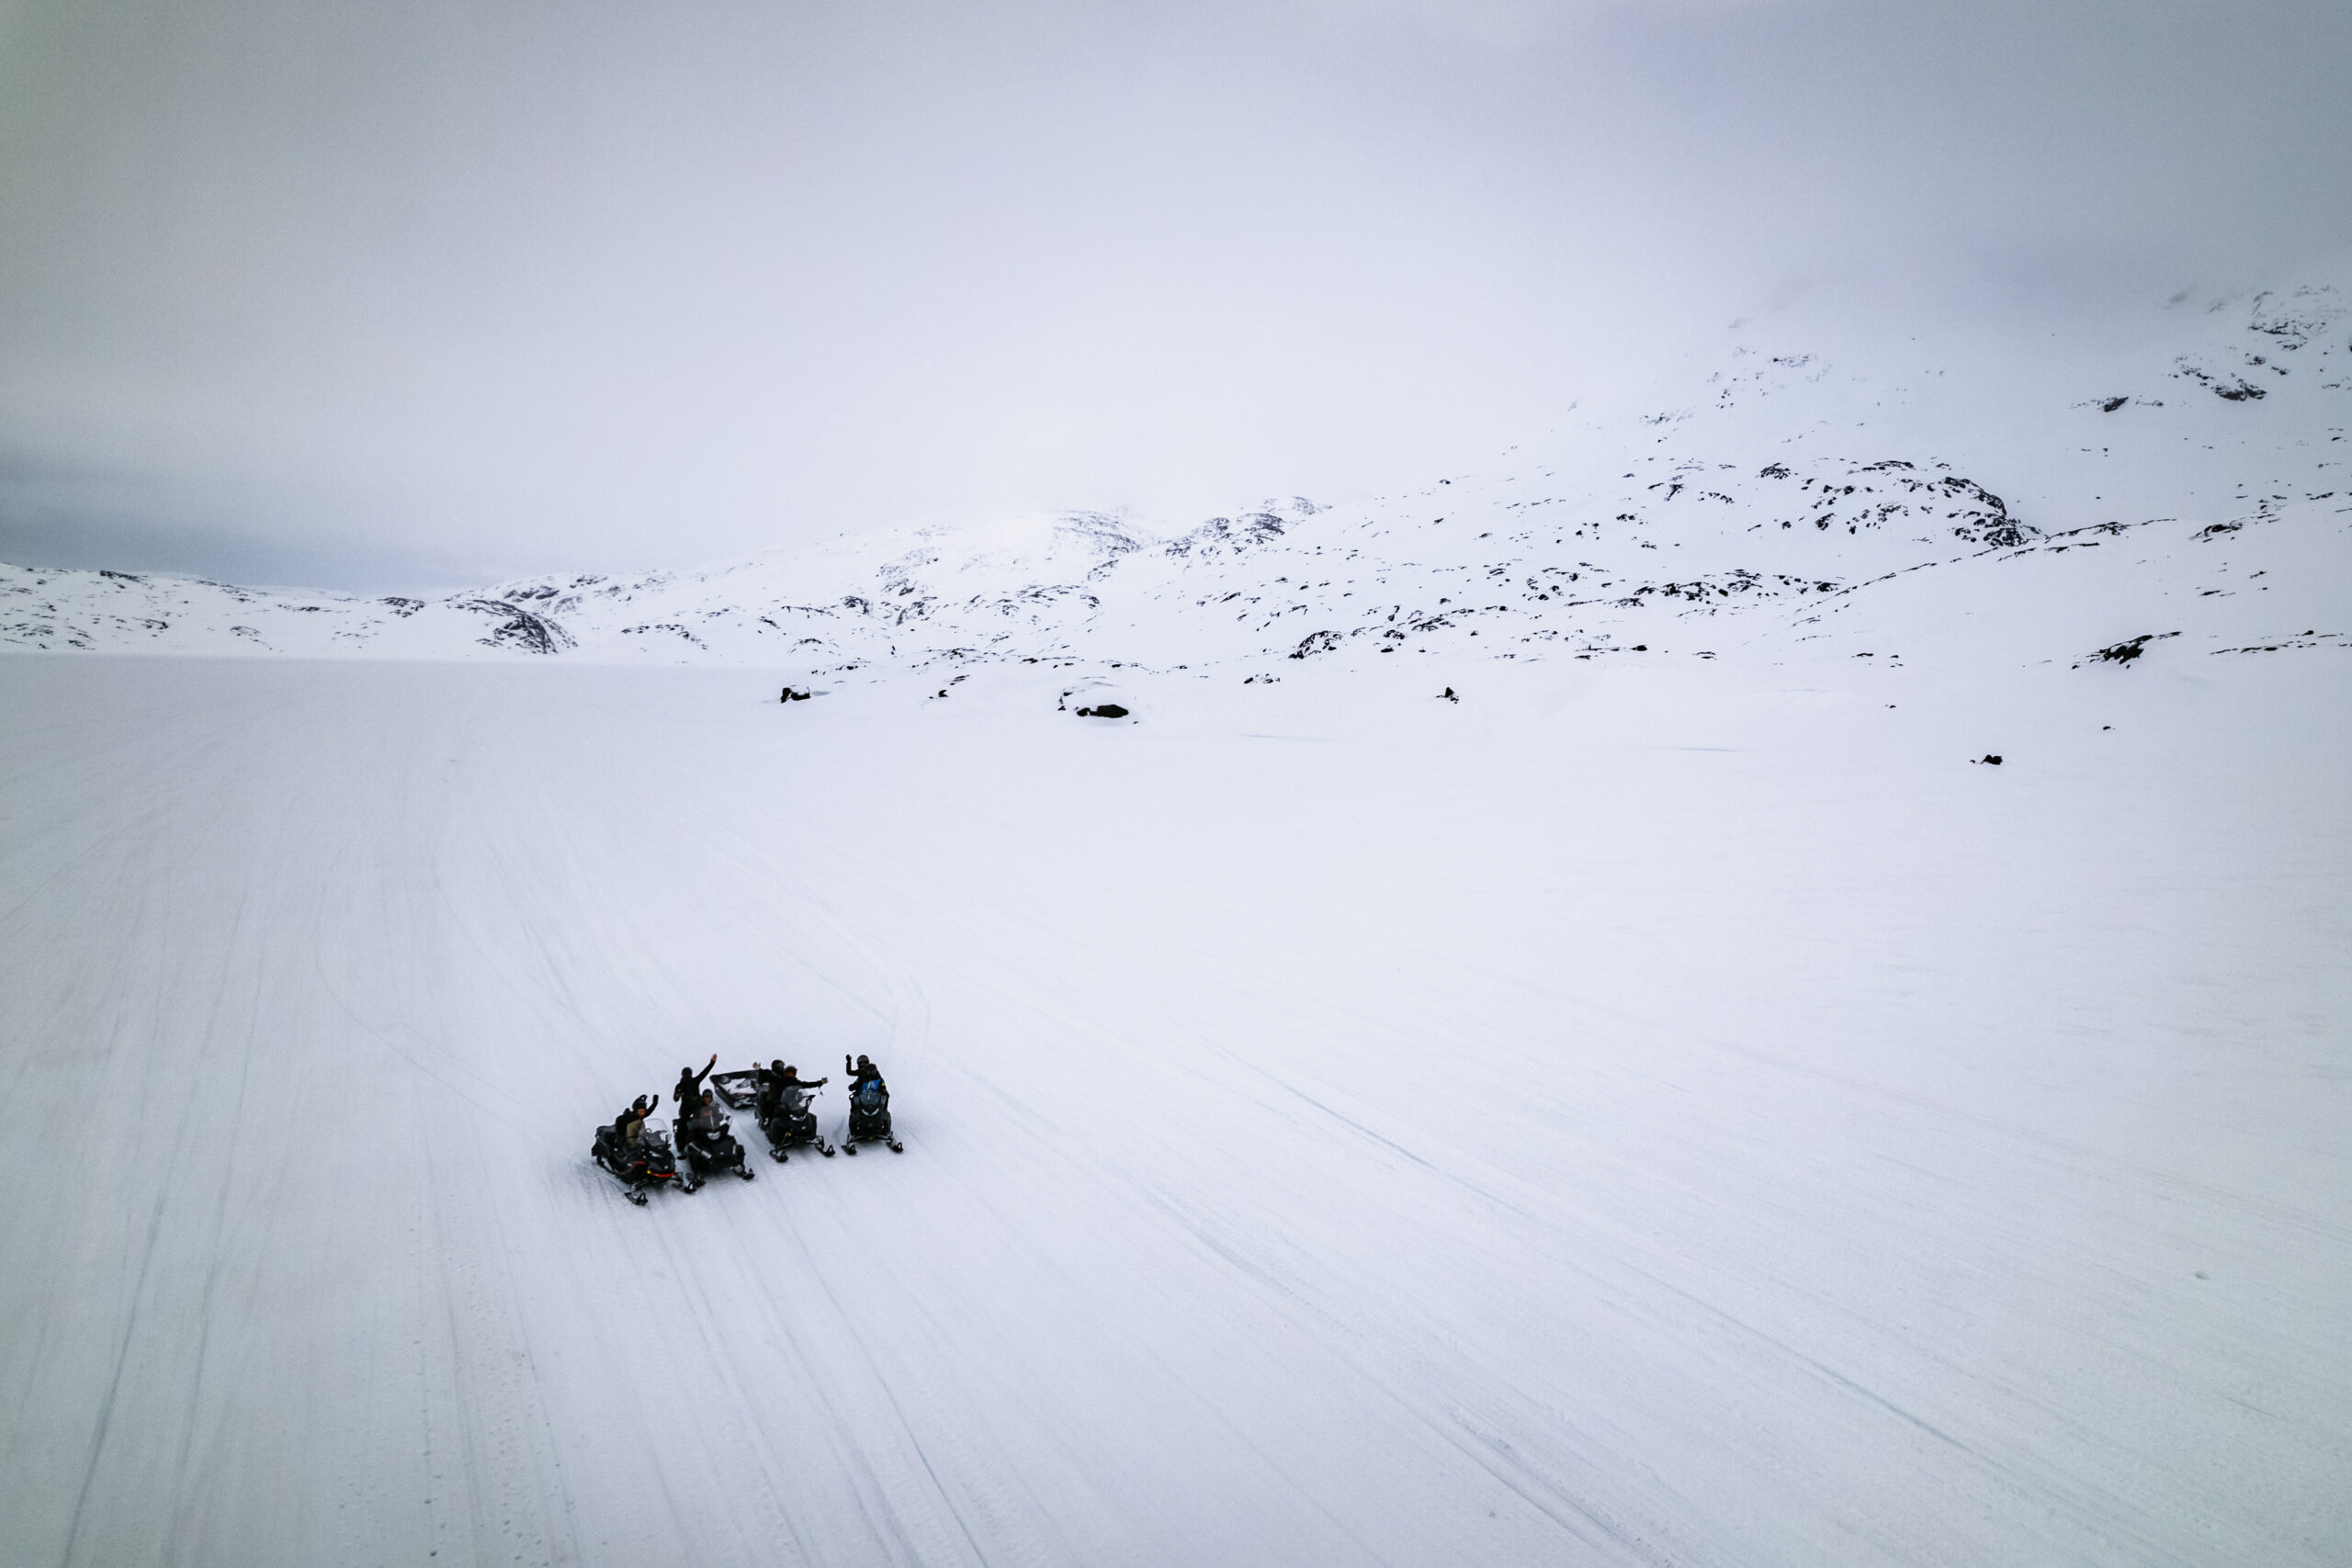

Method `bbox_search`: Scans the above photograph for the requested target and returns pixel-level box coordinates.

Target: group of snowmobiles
[592,1052,901,1206]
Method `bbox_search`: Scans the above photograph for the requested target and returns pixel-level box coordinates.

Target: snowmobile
[758,1083,835,1160]
[673,1105,755,1183]
[593,1121,695,1204]
[713,1067,836,1160]
[841,1077,902,1155]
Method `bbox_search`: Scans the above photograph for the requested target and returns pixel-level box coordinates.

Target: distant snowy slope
[471,506,1202,666]
[0,566,577,658]
[6,277,2345,679]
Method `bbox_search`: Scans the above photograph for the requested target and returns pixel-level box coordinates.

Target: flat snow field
[3,652,2346,1568]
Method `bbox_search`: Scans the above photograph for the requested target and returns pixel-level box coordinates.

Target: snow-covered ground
[3,640,2346,1566]
[3,271,2349,1564]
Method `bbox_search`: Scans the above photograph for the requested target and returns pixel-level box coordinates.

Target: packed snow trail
[2,654,2347,1567]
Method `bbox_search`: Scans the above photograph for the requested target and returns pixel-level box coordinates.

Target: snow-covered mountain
[6,278,2346,685]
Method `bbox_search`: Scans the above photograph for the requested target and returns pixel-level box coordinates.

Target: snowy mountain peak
[6,278,2346,685]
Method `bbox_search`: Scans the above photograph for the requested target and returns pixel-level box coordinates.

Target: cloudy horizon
[3,0,2348,590]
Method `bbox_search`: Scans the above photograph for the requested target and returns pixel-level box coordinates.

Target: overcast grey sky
[1,0,2346,587]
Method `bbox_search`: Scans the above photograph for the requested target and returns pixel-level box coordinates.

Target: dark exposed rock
[458,599,574,654]
[2094,636,2154,663]
[2174,358,2268,400]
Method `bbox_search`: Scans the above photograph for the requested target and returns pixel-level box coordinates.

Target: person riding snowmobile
[756,1059,827,1117]
[674,1053,718,1113]
[748,1060,832,1158]
[595,1091,684,1201]
[675,1085,752,1179]
[613,1094,659,1145]
[686,1088,729,1140]
[840,1054,899,1151]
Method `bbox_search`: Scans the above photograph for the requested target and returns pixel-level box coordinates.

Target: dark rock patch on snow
[462,600,575,654]
[2083,632,2180,667]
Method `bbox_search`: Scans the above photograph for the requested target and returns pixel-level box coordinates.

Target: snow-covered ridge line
[6,279,2346,677]
[0,564,581,658]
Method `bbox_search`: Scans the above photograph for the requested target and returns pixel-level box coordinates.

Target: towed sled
[674,1108,755,1183]
[841,1078,902,1155]
[713,1069,835,1160]
[594,1122,695,1205]
[711,1069,763,1111]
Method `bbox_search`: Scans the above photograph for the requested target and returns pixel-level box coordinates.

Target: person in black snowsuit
[677,1083,752,1179]
[597,1092,673,1200]
[842,1053,897,1148]
[749,1060,831,1156]
[687,1088,728,1139]
[673,1054,718,1114]
[755,1059,827,1118]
